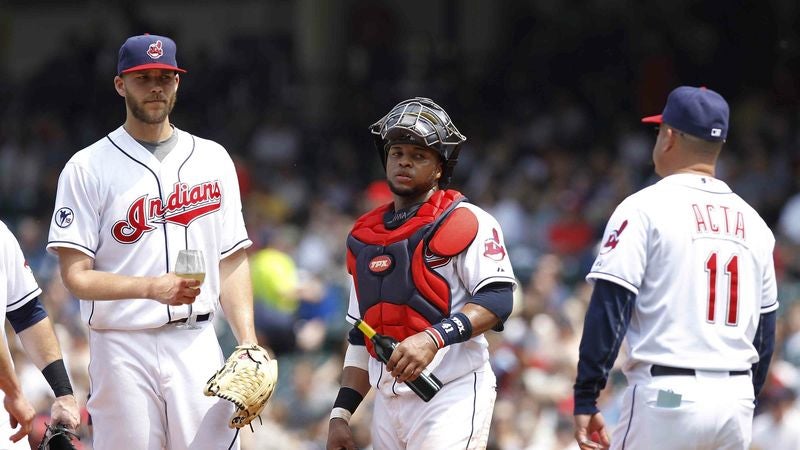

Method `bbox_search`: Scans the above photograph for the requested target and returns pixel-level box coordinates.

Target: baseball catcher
[326,97,517,449]
[204,344,278,429]
[38,423,79,450]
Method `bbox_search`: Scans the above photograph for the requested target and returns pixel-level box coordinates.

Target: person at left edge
[1,220,80,450]
[47,34,259,450]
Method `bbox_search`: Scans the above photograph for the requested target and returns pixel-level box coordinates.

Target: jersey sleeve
[218,152,252,258]
[586,200,648,294]
[455,205,517,295]
[2,224,42,312]
[344,277,367,346]
[760,237,779,313]
[47,161,101,257]
[346,277,360,320]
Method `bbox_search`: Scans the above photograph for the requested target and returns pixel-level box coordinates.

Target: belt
[167,313,212,325]
[651,364,749,377]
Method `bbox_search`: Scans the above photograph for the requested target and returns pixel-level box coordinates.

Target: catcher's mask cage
[370,97,466,189]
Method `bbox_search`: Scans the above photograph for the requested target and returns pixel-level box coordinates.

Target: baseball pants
[612,366,755,450]
[88,323,239,450]
[372,362,497,450]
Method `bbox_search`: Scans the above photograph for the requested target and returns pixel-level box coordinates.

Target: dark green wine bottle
[356,319,443,402]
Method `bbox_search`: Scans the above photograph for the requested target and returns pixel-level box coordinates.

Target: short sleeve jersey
[1,220,42,325]
[587,174,778,372]
[47,126,251,330]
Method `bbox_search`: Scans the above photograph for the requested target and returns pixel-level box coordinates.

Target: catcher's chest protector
[347,189,478,357]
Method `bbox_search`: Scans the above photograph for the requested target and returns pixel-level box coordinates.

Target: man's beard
[127,94,176,124]
[387,178,436,198]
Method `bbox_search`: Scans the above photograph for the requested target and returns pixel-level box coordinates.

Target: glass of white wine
[174,249,205,330]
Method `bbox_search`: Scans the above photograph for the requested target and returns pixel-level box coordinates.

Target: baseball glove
[204,344,278,429]
[38,423,79,450]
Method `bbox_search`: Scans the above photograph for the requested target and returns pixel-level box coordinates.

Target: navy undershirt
[573,279,635,415]
[7,297,48,333]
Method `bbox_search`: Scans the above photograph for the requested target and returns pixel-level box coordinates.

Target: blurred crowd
[2,1,800,449]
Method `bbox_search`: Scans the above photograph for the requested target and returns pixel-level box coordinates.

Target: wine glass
[174,249,205,329]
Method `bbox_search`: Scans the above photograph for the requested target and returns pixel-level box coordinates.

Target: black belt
[168,313,211,325]
[651,364,748,377]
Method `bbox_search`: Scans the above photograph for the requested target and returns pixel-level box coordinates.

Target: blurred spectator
[751,383,800,450]
[250,231,342,356]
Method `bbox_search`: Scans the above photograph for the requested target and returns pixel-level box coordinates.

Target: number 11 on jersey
[705,252,739,326]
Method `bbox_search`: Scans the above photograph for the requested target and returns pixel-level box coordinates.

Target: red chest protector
[346,189,479,358]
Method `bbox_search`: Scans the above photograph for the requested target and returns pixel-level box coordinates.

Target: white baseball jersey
[587,173,778,374]
[1,220,42,323]
[47,126,251,330]
[47,125,249,450]
[347,202,517,393]
[0,220,42,450]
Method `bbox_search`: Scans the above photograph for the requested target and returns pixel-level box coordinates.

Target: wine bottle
[355,319,442,402]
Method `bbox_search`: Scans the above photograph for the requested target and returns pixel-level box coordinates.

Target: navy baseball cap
[117,34,187,75]
[641,86,729,142]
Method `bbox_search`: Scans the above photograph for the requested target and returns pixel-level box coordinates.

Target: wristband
[41,359,73,397]
[330,407,352,423]
[427,312,473,349]
[423,329,440,348]
[331,386,363,423]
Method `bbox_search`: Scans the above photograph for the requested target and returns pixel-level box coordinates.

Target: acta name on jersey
[691,203,746,240]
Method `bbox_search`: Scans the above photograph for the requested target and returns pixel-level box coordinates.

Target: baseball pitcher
[47,34,267,450]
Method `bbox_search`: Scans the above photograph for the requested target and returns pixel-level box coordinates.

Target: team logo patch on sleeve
[54,207,75,228]
[483,228,506,261]
[600,219,628,254]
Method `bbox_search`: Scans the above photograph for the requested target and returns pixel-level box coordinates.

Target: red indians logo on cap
[600,219,628,254]
[483,228,506,261]
[112,181,222,244]
[147,40,164,59]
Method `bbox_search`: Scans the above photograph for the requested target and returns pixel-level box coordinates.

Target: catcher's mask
[370,97,466,189]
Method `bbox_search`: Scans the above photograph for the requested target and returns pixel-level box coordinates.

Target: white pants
[613,367,755,450]
[372,362,497,450]
[88,323,240,450]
